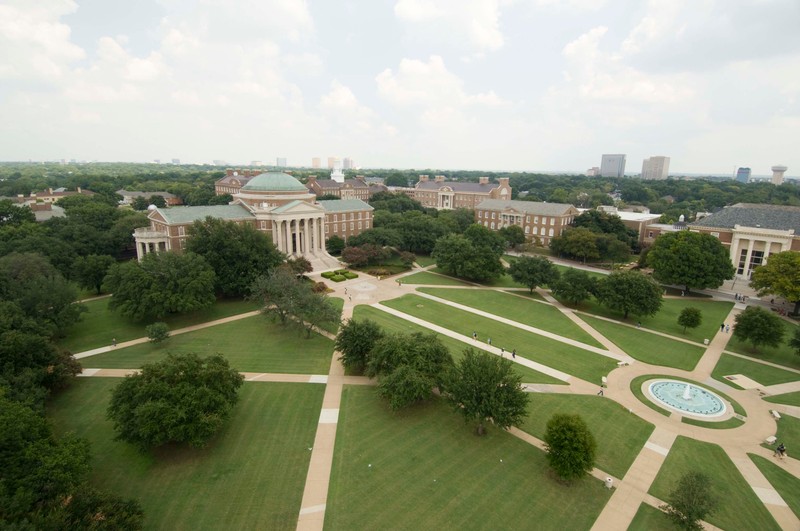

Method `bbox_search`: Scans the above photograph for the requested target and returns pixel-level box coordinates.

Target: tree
[445,349,528,435]
[677,307,702,334]
[499,225,526,249]
[366,333,453,404]
[148,194,167,208]
[296,289,341,338]
[384,173,409,187]
[647,231,734,293]
[789,328,800,356]
[432,233,505,282]
[71,254,115,295]
[543,413,597,482]
[749,251,800,315]
[335,319,384,373]
[131,196,149,210]
[107,353,244,450]
[186,217,285,297]
[551,268,596,307]
[661,472,718,530]
[286,256,313,276]
[104,251,216,321]
[595,270,663,319]
[249,267,307,325]
[0,198,35,226]
[733,306,785,353]
[326,234,345,255]
[508,255,560,294]
[596,233,632,265]
[550,227,600,263]
[146,322,170,343]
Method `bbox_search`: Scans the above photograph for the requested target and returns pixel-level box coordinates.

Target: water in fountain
[682,383,692,401]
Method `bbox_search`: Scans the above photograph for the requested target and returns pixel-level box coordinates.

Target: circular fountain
[647,380,727,418]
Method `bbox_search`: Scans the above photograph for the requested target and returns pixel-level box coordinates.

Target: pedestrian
[500,347,504,357]
[344,287,348,294]
[681,290,685,296]
[775,443,786,459]
[720,323,725,332]
[112,337,116,347]
[512,349,516,359]
[472,331,477,341]
[725,324,730,333]
[636,321,641,328]
[487,337,492,346]
[597,388,604,396]
[348,295,352,301]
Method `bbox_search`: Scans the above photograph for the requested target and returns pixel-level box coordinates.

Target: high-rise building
[312,157,321,169]
[600,154,626,178]
[276,157,287,168]
[343,157,354,170]
[586,167,600,177]
[772,165,788,186]
[327,157,338,169]
[735,167,751,183]
[641,156,670,180]
[171,158,181,165]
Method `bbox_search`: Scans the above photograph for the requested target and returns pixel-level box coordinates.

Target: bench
[617,361,629,367]
[765,436,777,445]
[771,410,782,420]
[601,376,608,387]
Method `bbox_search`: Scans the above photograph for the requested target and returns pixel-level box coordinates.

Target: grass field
[418,288,603,348]
[352,305,563,385]
[649,436,780,531]
[711,354,800,388]
[750,453,800,519]
[401,271,473,286]
[414,254,437,267]
[521,394,654,478]
[380,294,618,384]
[772,413,800,448]
[59,298,260,353]
[580,316,705,370]
[552,264,607,281]
[727,319,800,371]
[48,378,324,531]
[765,391,800,407]
[325,386,612,530]
[627,503,679,531]
[83,315,334,374]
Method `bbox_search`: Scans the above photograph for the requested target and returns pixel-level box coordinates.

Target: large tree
[508,255,560,294]
[335,318,385,373]
[445,349,529,435]
[551,268,596,307]
[749,251,800,316]
[186,217,285,297]
[499,225,526,249]
[432,233,505,282]
[733,306,785,353]
[104,251,216,321]
[249,266,311,325]
[71,254,116,295]
[677,307,702,334]
[543,413,597,482]
[0,198,35,226]
[594,270,663,319]
[549,227,600,263]
[647,231,734,293]
[661,472,718,531]
[107,353,244,450]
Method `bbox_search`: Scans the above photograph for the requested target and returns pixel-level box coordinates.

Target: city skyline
[1,1,799,174]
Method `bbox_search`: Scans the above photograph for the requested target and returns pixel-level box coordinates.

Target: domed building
[133,171,372,271]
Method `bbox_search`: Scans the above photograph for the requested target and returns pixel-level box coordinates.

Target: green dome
[241,172,308,192]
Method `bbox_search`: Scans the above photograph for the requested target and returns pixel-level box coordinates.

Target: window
[525,226,530,234]
[533,227,538,235]
[526,216,530,222]
[549,228,554,237]
[260,221,266,230]
[333,224,337,233]
[550,218,555,226]
[648,231,654,238]
[490,222,495,229]
[711,232,720,238]
[365,221,370,228]
[491,212,496,219]
[358,212,362,219]
[341,223,345,232]
[350,222,354,230]
[333,214,338,222]
[358,221,362,229]
[179,239,185,249]
[326,225,329,233]
[350,213,354,220]
[479,211,483,218]
[534,216,538,224]
[178,226,185,236]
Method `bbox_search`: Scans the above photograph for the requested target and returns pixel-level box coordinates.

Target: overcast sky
[1,0,799,174]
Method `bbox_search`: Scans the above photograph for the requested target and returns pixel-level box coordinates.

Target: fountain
[647,380,726,418]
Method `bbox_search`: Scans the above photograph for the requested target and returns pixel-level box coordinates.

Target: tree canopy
[335,318,384,373]
[647,231,734,293]
[677,307,702,334]
[71,253,116,295]
[662,472,718,531]
[733,306,785,353]
[432,225,505,282]
[543,413,597,481]
[508,255,560,294]
[749,251,800,315]
[551,268,596,307]
[107,353,244,450]
[594,270,663,319]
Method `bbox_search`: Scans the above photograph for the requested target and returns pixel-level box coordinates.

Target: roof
[317,199,374,213]
[216,174,255,186]
[154,204,254,224]
[271,200,324,214]
[241,172,307,192]
[416,181,499,193]
[689,203,800,233]
[116,189,177,199]
[476,199,577,216]
[310,178,368,190]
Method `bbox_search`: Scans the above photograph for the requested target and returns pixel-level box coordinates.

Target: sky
[1,0,799,175]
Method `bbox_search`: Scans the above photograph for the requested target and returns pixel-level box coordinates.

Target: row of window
[480,220,557,237]
[325,221,369,233]
[478,211,561,225]
[332,212,367,222]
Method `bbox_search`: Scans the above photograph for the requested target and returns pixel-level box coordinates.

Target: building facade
[736,167,751,183]
[306,175,371,201]
[641,156,670,180]
[117,189,182,206]
[214,169,260,195]
[414,176,512,210]
[600,154,626,178]
[475,200,579,247]
[135,172,373,271]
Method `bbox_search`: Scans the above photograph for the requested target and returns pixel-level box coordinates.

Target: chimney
[77,186,82,193]
[308,176,317,185]
[479,176,489,185]
[48,187,53,194]
[226,169,234,176]
[419,175,429,183]
[498,178,509,187]
[434,175,445,183]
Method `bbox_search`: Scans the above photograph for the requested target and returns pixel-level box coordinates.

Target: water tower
[771,165,788,185]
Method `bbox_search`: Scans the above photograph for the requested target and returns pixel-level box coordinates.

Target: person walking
[512,349,516,359]
[472,331,477,341]
[775,443,786,459]
[487,337,492,346]
[112,337,116,347]
[725,324,730,333]
[720,323,725,332]
[500,347,504,357]
[597,388,604,396]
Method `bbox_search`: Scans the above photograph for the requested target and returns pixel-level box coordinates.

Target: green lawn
[48,378,324,531]
[772,413,800,447]
[419,288,603,348]
[765,391,800,407]
[521,394,654,478]
[352,305,563,385]
[711,354,800,388]
[580,316,705,371]
[59,297,260,353]
[401,271,473,286]
[629,375,671,417]
[325,386,612,530]
[83,315,334,374]
[727,319,800,371]
[320,297,344,335]
[381,294,618,384]
[750,453,800,519]
[552,264,607,281]
[649,436,780,531]
[628,503,679,531]
[414,254,437,267]
[569,298,734,344]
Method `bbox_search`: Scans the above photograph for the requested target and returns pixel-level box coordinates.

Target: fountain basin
[647,380,727,418]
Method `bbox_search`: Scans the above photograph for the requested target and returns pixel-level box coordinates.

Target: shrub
[331,274,347,282]
[335,269,349,275]
[343,271,359,279]
[321,271,336,279]
[312,281,328,293]
[145,322,170,344]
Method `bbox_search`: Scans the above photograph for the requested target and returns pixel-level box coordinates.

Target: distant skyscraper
[600,154,626,178]
[312,157,321,169]
[735,167,751,183]
[343,157,354,170]
[327,157,339,170]
[251,160,263,167]
[276,157,287,168]
[641,156,670,180]
[171,158,180,165]
[772,165,788,185]
[586,167,600,177]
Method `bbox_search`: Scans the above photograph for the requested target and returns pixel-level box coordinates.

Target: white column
[743,239,754,278]
[303,218,310,255]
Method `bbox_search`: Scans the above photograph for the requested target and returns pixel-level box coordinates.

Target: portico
[729,225,795,279]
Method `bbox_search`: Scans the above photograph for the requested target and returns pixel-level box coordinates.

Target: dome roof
[240,172,307,192]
